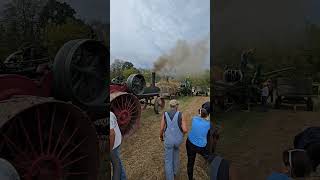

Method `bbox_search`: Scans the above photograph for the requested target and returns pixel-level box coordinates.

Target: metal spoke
[52,112,70,155]
[36,108,44,154]
[62,155,88,168]
[47,105,56,154]
[57,127,79,158]
[18,116,36,155]
[61,136,88,162]
[1,134,29,160]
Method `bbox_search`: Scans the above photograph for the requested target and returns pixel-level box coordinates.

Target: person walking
[110,111,127,180]
[186,108,211,180]
[267,79,274,103]
[160,99,188,180]
[261,83,269,112]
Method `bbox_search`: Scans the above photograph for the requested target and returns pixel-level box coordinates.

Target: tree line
[0,0,108,61]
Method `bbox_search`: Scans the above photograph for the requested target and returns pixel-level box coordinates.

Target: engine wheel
[110,92,141,137]
[0,96,98,180]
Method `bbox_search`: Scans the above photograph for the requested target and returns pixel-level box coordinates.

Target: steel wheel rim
[0,100,98,180]
[110,93,141,137]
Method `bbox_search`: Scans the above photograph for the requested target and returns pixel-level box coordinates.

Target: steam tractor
[110,74,145,137]
[0,39,107,180]
[138,72,165,114]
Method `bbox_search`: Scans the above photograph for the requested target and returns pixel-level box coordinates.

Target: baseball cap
[169,99,179,107]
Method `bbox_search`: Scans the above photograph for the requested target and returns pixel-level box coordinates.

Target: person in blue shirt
[186,107,211,180]
[267,149,312,180]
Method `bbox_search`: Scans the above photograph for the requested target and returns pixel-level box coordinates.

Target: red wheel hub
[26,155,63,180]
[117,110,131,126]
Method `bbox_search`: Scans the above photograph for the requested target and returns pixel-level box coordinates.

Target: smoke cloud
[153,36,209,79]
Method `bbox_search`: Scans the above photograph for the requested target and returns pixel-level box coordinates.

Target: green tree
[123,67,140,79]
[110,59,125,79]
[110,60,141,79]
[45,18,91,58]
[39,0,76,27]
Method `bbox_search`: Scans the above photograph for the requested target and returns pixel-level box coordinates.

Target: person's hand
[160,134,164,141]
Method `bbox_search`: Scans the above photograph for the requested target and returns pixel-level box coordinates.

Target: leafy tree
[45,18,91,58]
[39,0,76,27]
[110,60,140,79]
[110,59,125,79]
[122,61,134,70]
[123,67,140,79]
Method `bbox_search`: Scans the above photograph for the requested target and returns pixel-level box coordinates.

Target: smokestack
[151,72,156,87]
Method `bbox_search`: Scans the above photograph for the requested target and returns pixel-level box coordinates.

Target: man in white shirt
[110,111,126,180]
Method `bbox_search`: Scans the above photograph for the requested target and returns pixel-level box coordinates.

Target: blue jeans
[164,142,181,180]
[110,145,126,180]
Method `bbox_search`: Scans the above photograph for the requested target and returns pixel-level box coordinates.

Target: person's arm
[110,128,115,151]
[181,114,188,134]
[109,113,116,151]
[160,113,165,141]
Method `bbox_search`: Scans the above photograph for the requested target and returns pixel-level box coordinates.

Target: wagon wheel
[0,97,98,180]
[53,39,107,112]
[140,98,148,110]
[110,92,141,137]
[141,98,149,110]
[154,97,165,114]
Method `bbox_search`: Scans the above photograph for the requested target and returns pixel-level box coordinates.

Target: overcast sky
[110,0,210,69]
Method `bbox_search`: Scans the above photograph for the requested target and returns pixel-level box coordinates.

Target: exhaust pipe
[151,72,156,87]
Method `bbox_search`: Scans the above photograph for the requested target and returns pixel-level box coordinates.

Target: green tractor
[178,77,193,96]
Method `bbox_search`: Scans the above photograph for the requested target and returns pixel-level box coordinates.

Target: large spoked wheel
[154,97,165,114]
[0,96,98,180]
[53,39,108,113]
[110,92,141,137]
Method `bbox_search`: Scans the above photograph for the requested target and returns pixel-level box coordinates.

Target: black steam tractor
[111,72,165,115]
[138,72,165,114]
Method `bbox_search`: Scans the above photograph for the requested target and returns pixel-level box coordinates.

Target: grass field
[213,103,320,179]
[120,96,209,180]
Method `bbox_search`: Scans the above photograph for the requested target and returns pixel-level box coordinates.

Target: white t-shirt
[110,112,122,150]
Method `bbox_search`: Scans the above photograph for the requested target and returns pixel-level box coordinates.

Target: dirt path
[120,96,209,180]
[216,110,320,180]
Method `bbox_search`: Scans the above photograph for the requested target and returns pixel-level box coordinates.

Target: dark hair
[283,150,312,177]
[202,101,211,115]
[306,143,320,171]
[200,108,208,118]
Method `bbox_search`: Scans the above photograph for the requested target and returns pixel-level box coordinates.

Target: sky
[110,0,210,69]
